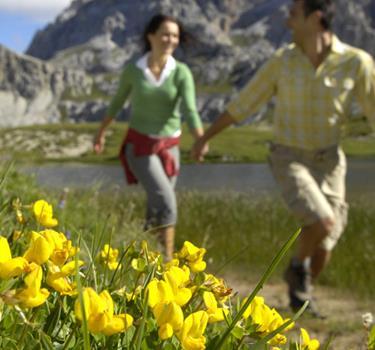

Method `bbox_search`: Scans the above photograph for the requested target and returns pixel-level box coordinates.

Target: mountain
[1,0,375,126]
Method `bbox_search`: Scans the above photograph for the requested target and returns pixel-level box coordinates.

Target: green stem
[62,325,78,350]
[75,248,91,350]
[18,309,34,349]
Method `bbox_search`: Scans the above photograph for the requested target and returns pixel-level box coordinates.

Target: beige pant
[268,143,348,251]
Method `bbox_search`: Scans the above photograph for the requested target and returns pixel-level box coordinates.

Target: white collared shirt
[136,53,177,87]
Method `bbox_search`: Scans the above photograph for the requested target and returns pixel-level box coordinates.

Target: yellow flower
[300,328,320,350]
[146,279,174,308]
[241,296,292,345]
[16,209,26,224]
[163,266,192,306]
[74,288,133,335]
[102,313,134,336]
[0,236,29,279]
[46,260,84,295]
[146,278,186,340]
[99,244,122,270]
[15,265,50,308]
[32,199,58,228]
[177,311,209,350]
[100,290,133,336]
[75,287,107,333]
[203,291,229,323]
[24,230,78,266]
[23,231,53,265]
[12,198,26,224]
[164,258,180,270]
[153,302,184,340]
[176,241,207,272]
[242,295,265,320]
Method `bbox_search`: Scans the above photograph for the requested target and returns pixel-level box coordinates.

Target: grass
[67,190,375,300]
[3,167,375,301]
[176,192,375,300]
[1,118,375,164]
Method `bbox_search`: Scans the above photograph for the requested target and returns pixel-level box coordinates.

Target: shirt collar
[330,34,346,54]
[136,52,176,87]
[290,33,346,56]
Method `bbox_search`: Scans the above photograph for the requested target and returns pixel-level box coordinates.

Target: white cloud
[0,0,72,22]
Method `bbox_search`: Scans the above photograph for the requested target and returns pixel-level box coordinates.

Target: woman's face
[147,20,180,56]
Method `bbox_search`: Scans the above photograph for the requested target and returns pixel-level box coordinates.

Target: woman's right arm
[93,115,114,154]
[93,65,133,154]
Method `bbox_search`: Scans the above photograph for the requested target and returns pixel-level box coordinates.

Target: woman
[94,14,206,261]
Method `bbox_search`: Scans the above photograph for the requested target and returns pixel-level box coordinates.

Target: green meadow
[1,117,375,301]
[0,116,375,164]
[2,167,374,301]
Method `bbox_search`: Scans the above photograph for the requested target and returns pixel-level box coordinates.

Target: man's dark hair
[303,0,335,30]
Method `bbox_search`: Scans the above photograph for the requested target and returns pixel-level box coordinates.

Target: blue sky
[0,0,72,54]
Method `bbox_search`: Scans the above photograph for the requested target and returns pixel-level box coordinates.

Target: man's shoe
[284,260,325,319]
[283,260,312,296]
[289,293,326,319]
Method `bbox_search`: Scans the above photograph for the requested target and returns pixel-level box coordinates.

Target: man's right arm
[191,53,280,161]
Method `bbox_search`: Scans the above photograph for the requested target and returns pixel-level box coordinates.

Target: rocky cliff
[1,0,375,126]
[0,45,93,127]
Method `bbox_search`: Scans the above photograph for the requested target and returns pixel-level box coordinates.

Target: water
[19,160,375,199]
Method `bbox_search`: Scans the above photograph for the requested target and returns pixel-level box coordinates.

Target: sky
[0,0,72,54]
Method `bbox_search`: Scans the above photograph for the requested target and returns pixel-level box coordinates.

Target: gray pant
[125,144,179,228]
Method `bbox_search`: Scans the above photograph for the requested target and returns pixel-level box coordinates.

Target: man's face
[286,0,318,43]
[286,0,306,31]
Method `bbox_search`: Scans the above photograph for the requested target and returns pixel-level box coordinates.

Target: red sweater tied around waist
[119,128,180,184]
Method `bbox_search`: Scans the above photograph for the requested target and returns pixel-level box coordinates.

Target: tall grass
[2,167,375,299]
[179,192,375,299]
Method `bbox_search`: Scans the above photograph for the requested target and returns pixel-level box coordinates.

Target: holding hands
[191,137,209,162]
[191,111,236,162]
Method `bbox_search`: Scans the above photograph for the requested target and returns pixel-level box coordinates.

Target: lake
[19,160,375,199]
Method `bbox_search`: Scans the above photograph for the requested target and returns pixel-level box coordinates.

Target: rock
[0,45,93,127]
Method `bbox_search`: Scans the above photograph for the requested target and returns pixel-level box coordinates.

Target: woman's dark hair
[142,14,190,52]
[303,0,335,30]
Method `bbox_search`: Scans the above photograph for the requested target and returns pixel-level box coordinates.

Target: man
[192,0,375,316]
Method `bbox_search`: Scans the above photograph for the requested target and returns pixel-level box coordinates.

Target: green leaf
[369,324,375,350]
[231,325,245,340]
[131,257,147,272]
[162,343,176,350]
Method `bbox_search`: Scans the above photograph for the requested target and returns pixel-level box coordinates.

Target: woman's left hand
[190,138,209,162]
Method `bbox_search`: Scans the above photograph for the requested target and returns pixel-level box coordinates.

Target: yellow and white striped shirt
[226,35,375,150]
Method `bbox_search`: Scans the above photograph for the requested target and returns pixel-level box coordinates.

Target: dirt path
[224,274,373,349]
